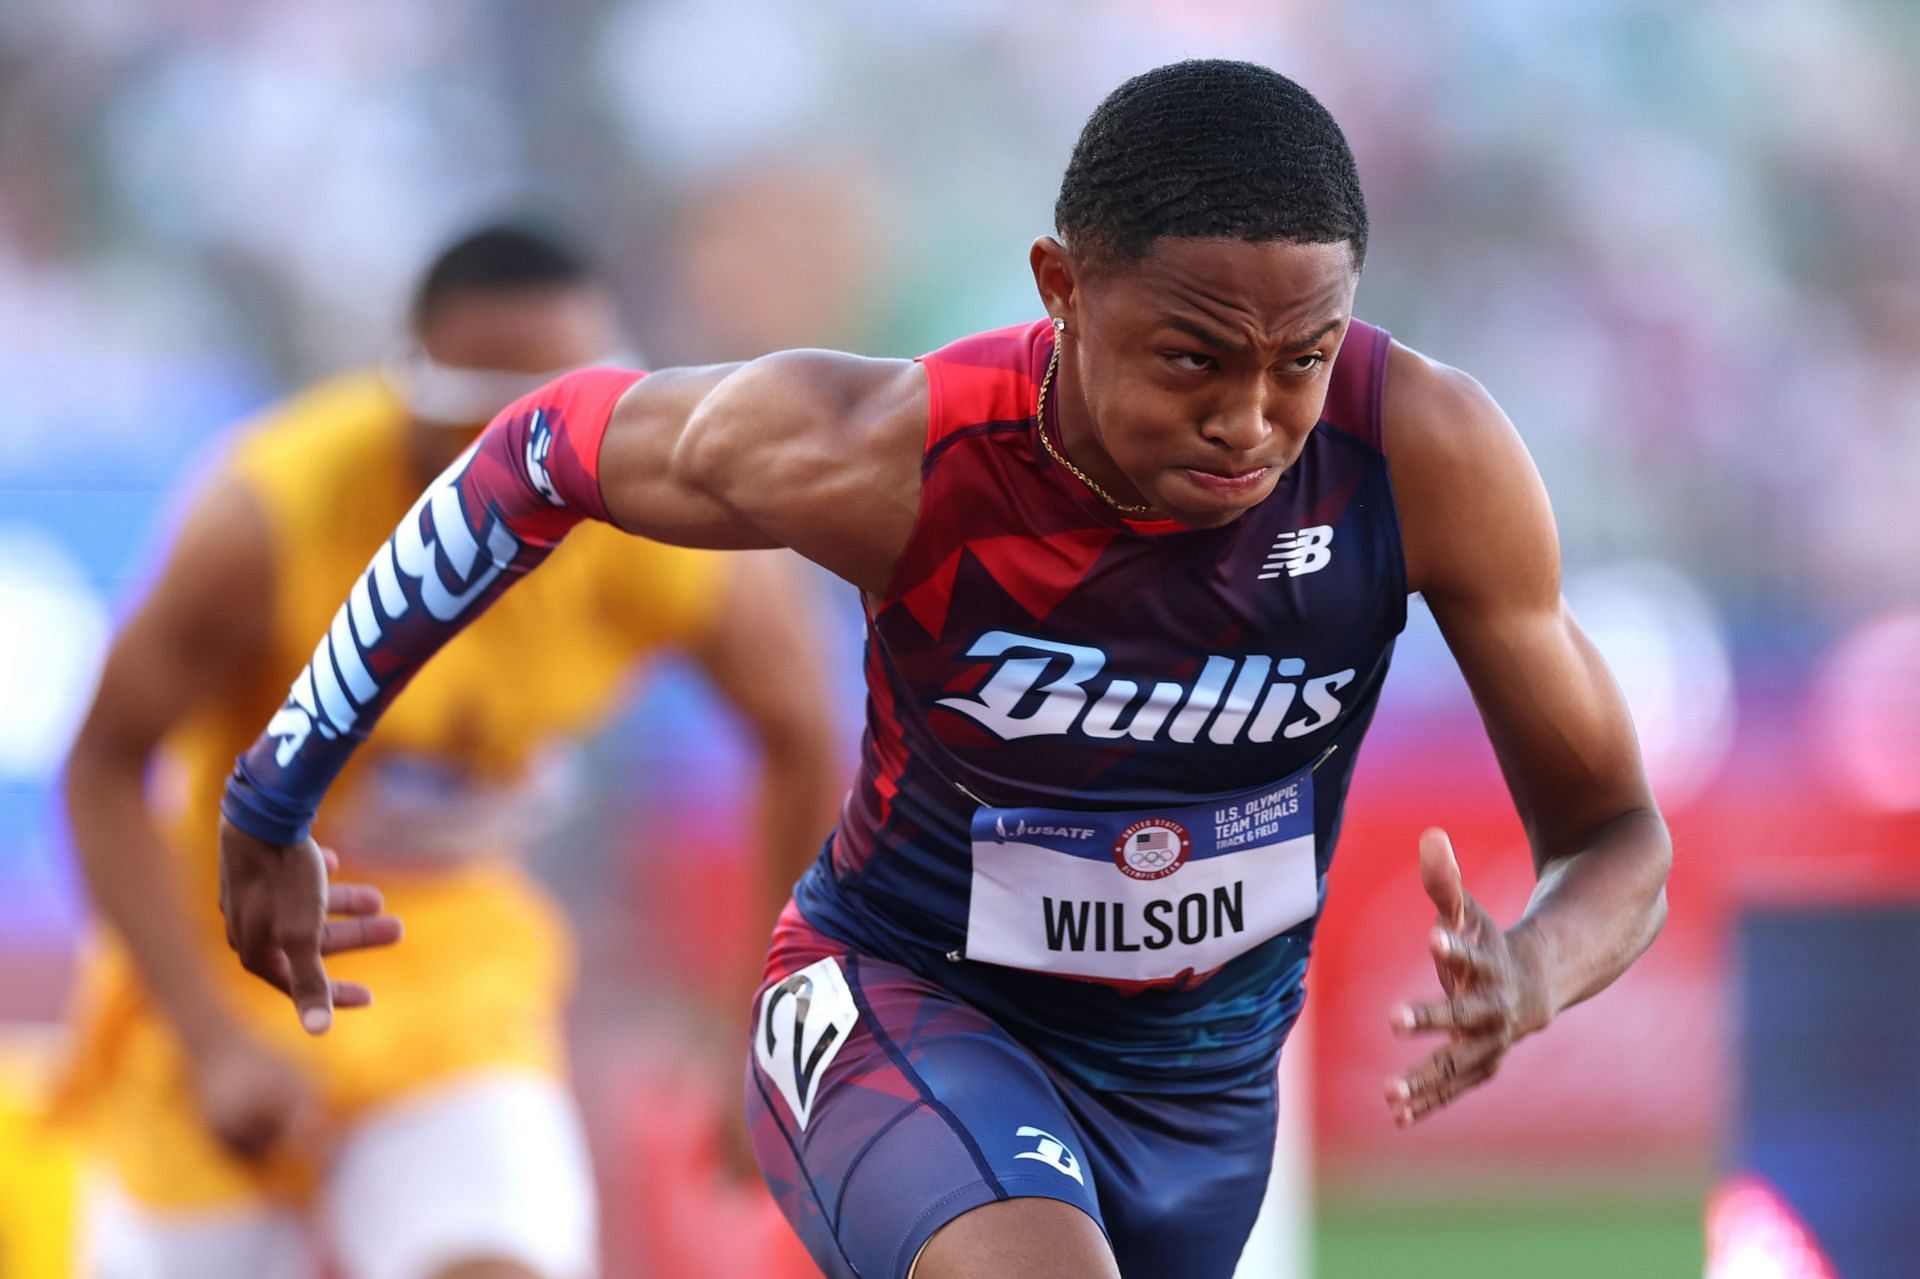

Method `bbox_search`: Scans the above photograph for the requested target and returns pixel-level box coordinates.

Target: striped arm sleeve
[220,367,644,845]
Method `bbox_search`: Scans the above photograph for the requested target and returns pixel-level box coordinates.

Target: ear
[1029,236,1080,330]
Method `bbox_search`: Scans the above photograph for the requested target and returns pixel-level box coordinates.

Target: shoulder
[918,319,1051,444]
[227,371,404,509]
[1382,341,1556,602]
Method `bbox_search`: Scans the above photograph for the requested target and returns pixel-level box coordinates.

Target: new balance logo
[1260,525,1334,579]
[1013,1126,1085,1184]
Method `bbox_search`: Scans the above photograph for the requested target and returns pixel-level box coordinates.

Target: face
[420,282,621,379]
[406,283,623,470]
[1034,236,1360,528]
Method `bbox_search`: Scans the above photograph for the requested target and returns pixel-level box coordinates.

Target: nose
[1201,379,1274,453]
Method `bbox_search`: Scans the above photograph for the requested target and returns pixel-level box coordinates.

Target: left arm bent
[1383,343,1671,1123]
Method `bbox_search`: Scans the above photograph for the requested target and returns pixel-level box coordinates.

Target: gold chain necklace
[1036,321,1153,516]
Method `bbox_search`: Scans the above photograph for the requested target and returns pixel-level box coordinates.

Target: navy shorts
[745,909,1280,1279]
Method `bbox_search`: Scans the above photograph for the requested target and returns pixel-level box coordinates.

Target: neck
[405,419,478,486]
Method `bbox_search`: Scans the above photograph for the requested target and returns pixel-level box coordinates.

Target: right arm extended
[220,354,927,1030]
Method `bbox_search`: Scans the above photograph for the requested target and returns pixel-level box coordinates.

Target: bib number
[964,770,1319,982]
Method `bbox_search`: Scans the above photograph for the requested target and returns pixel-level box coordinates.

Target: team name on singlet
[936,630,1355,746]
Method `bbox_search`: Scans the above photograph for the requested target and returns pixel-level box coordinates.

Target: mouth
[1179,465,1273,498]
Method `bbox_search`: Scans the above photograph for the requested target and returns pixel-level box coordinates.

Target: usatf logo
[1260,525,1334,579]
[936,631,1355,746]
[525,409,563,506]
[1113,819,1191,881]
[994,816,1097,843]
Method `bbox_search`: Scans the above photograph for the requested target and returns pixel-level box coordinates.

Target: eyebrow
[1164,317,1250,353]
[1161,316,1343,356]
[1279,319,1344,355]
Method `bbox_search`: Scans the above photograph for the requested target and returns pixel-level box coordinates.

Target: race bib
[964,767,1318,981]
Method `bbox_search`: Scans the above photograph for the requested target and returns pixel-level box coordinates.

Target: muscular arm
[220,354,925,1028]
[620,351,928,590]
[1383,343,1671,1116]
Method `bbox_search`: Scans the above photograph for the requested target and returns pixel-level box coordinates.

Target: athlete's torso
[796,319,1406,1091]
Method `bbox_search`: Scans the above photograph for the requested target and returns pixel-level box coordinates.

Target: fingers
[1385,1034,1505,1127]
[280,936,334,1035]
[319,915,403,955]
[238,951,376,1010]
[320,845,341,873]
[330,981,375,1008]
[1428,924,1504,988]
[1390,989,1512,1037]
[1417,827,1465,929]
[325,882,386,917]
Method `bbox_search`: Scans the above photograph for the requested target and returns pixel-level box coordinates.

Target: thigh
[1071,1075,1280,1279]
[747,941,1109,1279]
[321,1071,596,1279]
[83,1169,312,1279]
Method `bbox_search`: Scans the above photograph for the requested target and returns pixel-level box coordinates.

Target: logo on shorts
[1113,819,1191,881]
[755,956,859,1132]
[1013,1126,1085,1185]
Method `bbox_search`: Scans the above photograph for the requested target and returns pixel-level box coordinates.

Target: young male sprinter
[216,64,1671,1279]
[61,223,841,1279]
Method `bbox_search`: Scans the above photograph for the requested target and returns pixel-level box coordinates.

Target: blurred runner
[216,63,1672,1279]
[59,222,840,1279]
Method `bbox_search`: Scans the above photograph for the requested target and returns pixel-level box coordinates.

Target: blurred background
[3,1,1918,1275]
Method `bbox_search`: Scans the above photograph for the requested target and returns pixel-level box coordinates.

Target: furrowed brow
[1163,317,1250,354]
[1280,319,1344,356]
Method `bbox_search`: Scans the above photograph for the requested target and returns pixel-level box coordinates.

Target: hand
[218,818,403,1034]
[1384,828,1551,1127]
[188,1027,325,1161]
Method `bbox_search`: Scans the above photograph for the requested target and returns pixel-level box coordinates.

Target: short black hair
[411,221,597,331]
[1055,60,1368,270]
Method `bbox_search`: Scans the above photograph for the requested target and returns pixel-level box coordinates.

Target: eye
[1284,353,1326,375]
[1163,351,1216,372]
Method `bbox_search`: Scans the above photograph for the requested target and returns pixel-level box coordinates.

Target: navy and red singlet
[797,318,1405,1092]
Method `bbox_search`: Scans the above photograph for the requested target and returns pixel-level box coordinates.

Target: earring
[1052,317,1066,334]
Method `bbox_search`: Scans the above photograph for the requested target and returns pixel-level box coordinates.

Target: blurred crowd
[6,0,1917,623]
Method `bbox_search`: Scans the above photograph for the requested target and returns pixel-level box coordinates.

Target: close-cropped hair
[1055,59,1369,270]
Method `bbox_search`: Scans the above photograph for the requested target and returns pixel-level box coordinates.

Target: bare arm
[66,480,395,1154]
[68,481,279,1052]
[1382,343,1671,1124]
[612,351,928,593]
[219,354,925,1029]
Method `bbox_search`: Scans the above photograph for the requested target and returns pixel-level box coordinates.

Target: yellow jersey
[61,371,727,1207]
